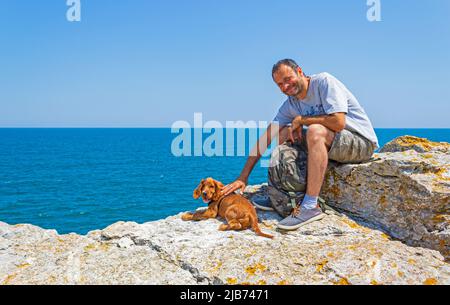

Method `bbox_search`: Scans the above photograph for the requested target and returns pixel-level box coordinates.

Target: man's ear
[212,180,225,201]
[193,179,205,199]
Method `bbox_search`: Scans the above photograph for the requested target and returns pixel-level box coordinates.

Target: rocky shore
[0,136,449,285]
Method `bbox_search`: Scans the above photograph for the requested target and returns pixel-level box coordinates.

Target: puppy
[182,177,273,239]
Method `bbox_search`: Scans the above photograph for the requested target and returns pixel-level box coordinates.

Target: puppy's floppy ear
[193,179,205,199]
[212,179,225,201]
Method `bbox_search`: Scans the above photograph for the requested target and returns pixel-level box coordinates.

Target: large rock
[322,136,449,260]
[1,200,449,285]
[1,135,449,285]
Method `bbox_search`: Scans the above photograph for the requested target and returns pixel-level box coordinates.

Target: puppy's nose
[202,191,207,195]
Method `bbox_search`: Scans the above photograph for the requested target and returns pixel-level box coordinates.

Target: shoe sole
[251,200,274,211]
[276,213,325,231]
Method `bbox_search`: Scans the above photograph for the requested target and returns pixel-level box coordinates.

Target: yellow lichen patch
[99,243,111,252]
[432,214,450,224]
[397,271,404,277]
[433,166,450,182]
[379,195,387,207]
[324,170,342,198]
[83,243,111,252]
[79,276,87,284]
[47,275,57,284]
[408,258,417,265]
[277,280,289,285]
[2,274,17,285]
[341,218,365,231]
[422,154,434,159]
[423,278,438,285]
[257,280,267,285]
[327,252,335,258]
[316,260,328,273]
[245,263,267,276]
[395,136,449,152]
[333,277,351,285]
[83,244,96,251]
[347,221,371,234]
[347,245,358,251]
[16,263,31,269]
[380,233,391,240]
[323,240,333,246]
[226,277,238,285]
[329,184,341,198]
[209,261,223,273]
[370,280,379,285]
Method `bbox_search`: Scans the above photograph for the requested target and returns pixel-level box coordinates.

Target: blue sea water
[0,128,449,234]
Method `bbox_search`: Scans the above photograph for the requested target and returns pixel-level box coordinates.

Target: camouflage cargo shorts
[296,128,375,163]
[327,129,375,163]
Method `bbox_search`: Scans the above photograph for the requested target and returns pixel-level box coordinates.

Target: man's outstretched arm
[221,123,290,196]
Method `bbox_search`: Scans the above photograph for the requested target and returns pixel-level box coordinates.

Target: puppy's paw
[218,224,229,231]
[181,212,194,221]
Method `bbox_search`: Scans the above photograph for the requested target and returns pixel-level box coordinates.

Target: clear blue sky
[0,0,449,128]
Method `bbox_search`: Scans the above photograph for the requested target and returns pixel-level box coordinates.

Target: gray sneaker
[276,206,325,231]
[250,195,274,211]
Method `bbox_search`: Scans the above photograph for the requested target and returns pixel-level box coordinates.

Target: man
[221,58,378,230]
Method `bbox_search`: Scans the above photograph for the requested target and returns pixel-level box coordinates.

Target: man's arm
[221,123,287,196]
[292,112,346,133]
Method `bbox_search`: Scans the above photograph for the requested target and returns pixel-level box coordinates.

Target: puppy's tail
[250,215,274,239]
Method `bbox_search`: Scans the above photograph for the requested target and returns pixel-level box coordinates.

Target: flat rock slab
[1,209,449,285]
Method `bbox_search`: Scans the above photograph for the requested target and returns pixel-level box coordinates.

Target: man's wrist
[293,115,303,125]
[237,176,248,184]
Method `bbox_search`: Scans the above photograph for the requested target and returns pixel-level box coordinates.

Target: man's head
[272,59,308,98]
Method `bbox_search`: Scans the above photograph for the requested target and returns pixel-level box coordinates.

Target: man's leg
[305,124,335,198]
[276,124,335,230]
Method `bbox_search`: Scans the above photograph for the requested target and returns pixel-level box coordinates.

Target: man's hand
[288,116,303,143]
[221,178,247,196]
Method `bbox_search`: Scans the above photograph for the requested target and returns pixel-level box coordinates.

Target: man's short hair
[272,59,300,77]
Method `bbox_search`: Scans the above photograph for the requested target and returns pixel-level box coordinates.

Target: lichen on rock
[322,136,450,260]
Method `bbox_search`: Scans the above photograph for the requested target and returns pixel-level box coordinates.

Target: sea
[0,128,449,234]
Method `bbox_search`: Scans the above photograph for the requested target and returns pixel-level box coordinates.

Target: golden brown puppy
[182,177,273,239]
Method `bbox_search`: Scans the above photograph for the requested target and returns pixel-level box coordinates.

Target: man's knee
[306,124,335,148]
[306,124,327,143]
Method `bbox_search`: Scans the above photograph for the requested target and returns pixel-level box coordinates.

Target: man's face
[273,65,304,97]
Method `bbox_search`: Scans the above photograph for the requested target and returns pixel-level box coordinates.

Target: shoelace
[291,205,301,217]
